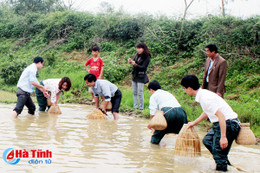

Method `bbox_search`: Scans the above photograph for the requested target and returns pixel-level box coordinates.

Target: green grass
[0,90,17,103]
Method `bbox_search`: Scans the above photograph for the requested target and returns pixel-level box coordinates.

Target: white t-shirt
[149,89,181,115]
[195,88,238,123]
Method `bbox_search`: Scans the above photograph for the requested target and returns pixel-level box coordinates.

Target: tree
[221,0,237,17]
[61,0,76,10]
[221,0,225,17]
[8,0,64,15]
[177,0,195,46]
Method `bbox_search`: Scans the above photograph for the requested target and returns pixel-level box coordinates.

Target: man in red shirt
[85,46,104,102]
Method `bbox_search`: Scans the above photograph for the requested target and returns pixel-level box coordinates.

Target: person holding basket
[147,80,188,145]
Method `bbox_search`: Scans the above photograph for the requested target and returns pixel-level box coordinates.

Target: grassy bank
[0,49,259,137]
[0,90,17,103]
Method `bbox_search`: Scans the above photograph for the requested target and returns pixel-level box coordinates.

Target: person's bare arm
[99,66,104,79]
[215,109,228,149]
[31,81,49,97]
[187,112,208,128]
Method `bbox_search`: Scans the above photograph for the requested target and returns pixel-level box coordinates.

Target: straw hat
[86,109,107,120]
[236,123,256,145]
[149,110,167,130]
[48,105,62,114]
[100,101,112,111]
[174,124,201,157]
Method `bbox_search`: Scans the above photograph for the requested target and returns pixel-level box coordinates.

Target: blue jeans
[132,81,144,110]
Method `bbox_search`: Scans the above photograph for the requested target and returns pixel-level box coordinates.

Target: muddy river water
[0,103,259,172]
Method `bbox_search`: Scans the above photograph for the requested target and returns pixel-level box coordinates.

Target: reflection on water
[0,103,259,172]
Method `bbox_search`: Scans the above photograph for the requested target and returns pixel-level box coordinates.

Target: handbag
[144,74,149,84]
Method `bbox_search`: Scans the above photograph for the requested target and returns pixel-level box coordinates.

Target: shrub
[104,18,143,41]
[0,60,28,85]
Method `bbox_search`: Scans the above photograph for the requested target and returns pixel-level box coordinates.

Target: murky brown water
[0,103,259,172]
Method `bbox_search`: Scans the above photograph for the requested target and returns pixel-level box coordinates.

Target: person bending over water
[36,77,71,111]
[84,73,122,120]
[181,75,240,172]
[147,80,188,144]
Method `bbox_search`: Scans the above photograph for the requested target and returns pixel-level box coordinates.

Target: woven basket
[149,110,167,130]
[48,105,62,114]
[86,109,107,120]
[100,101,112,111]
[174,124,201,157]
[236,123,256,145]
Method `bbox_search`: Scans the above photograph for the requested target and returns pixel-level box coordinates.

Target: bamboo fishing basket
[149,110,167,130]
[174,124,201,157]
[48,105,62,114]
[86,109,107,120]
[236,123,256,145]
[100,101,112,111]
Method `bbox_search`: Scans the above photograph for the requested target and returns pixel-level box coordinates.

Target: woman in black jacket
[128,43,151,110]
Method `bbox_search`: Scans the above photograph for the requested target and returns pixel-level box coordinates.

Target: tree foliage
[8,0,65,15]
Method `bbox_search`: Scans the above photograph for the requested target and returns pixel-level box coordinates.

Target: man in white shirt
[84,73,122,120]
[12,57,48,118]
[147,80,187,144]
[181,75,240,172]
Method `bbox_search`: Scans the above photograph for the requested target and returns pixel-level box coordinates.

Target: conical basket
[174,124,201,157]
[48,105,62,114]
[149,110,167,130]
[86,109,107,120]
[100,101,112,111]
[236,123,256,145]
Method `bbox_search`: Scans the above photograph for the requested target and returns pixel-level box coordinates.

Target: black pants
[111,89,122,113]
[13,88,36,115]
[203,119,240,170]
[151,107,188,144]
